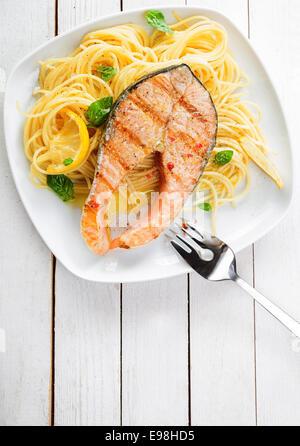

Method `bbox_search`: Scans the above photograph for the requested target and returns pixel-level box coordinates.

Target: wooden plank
[123,0,184,9]
[54,0,121,426]
[190,0,249,31]
[0,0,54,426]
[249,0,300,426]
[55,265,121,425]
[188,0,256,426]
[121,0,188,427]
[122,277,189,425]
[57,0,120,30]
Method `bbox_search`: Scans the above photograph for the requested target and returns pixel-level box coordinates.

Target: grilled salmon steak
[81,64,217,255]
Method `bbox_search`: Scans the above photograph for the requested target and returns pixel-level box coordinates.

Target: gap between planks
[50,254,56,426]
[248,0,258,425]
[187,274,191,426]
[49,0,59,427]
[120,283,123,426]
[119,1,123,429]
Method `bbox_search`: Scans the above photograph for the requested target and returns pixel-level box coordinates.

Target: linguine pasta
[21,14,283,232]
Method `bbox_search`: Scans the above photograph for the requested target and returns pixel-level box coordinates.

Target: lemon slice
[47,110,90,174]
[241,138,284,189]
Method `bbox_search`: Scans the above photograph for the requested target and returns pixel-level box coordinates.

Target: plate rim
[4,5,294,283]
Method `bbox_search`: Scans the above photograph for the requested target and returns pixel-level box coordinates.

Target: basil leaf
[85,96,113,127]
[199,202,212,212]
[47,174,74,202]
[145,10,174,34]
[97,65,116,81]
[63,158,73,166]
[214,150,234,166]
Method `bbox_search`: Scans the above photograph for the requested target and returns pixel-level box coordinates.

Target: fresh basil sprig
[214,150,234,166]
[199,202,212,212]
[85,96,113,127]
[145,10,174,34]
[47,174,74,202]
[97,65,116,82]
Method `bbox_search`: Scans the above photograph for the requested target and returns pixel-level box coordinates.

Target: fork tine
[174,233,194,252]
[183,221,208,239]
[176,223,211,251]
[170,238,209,272]
[170,239,199,269]
[170,239,191,260]
[182,221,220,246]
[168,227,200,252]
[171,231,211,268]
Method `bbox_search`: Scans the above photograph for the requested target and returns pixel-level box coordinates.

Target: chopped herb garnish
[214,150,234,166]
[199,202,212,212]
[63,158,73,166]
[97,65,116,81]
[47,174,74,202]
[145,10,174,34]
[85,96,113,127]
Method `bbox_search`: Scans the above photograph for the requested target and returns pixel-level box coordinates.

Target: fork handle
[233,275,300,338]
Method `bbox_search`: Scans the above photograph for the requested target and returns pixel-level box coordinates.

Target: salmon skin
[81,64,217,255]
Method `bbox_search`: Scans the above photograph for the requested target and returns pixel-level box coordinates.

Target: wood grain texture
[187,0,256,426]
[121,0,189,427]
[249,0,300,426]
[54,0,121,426]
[189,0,249,29]
[0,0,54,426]
[55,264,121,426]
[57,0,120,29]
[123,0,185,8]
[122,277,189,425]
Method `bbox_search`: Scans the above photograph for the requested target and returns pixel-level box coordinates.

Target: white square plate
[4,6,293,283]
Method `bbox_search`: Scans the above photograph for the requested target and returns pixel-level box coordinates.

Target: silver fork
[168,221,300,338]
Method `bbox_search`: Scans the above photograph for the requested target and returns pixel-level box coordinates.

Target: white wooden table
[1,0,300,427]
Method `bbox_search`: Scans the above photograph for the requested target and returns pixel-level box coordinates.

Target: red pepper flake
[89,200,99,209]
[146,173,152,179]
[195,143,203,150]
[167,162,175,171]
[182,222,188,230]
[187,154,193,158]
[169,136,175,142]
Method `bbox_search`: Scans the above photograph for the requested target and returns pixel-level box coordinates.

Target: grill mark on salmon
[81,64,217,255]
[132,78,174,123]
[129,95,166,125]
[105,130,147,171]
[113,100,163,148]
[179,99,209,123]
[97,173,114,191]
[150,75,177,98]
